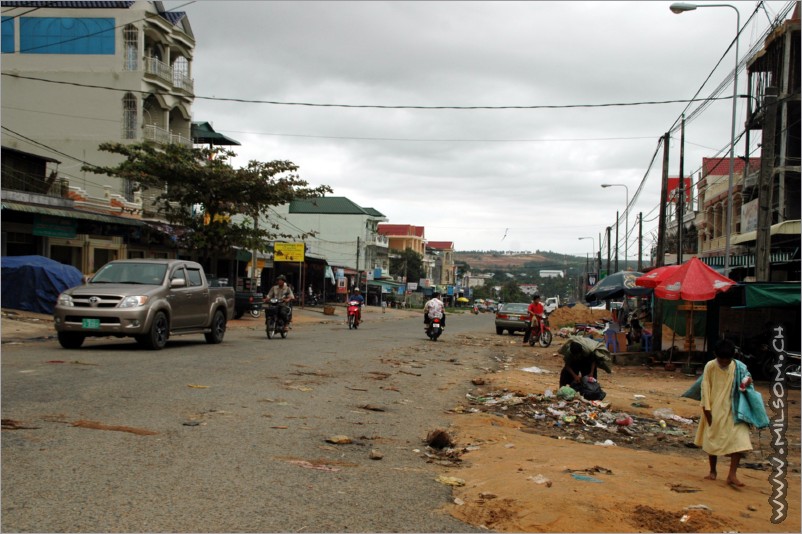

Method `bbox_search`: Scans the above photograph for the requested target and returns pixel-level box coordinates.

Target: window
[2,17,14,53]
[20,17,114,55]
[123,24,137,70]
[123,93,137,139]
[186,268,203,287]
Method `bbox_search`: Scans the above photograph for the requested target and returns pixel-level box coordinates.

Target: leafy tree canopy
[389,248,424,284]
[84,142,331,261]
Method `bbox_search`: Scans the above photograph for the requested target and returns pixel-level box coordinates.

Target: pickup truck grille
[70,295,124,308]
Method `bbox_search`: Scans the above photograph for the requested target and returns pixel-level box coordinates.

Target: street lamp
[601,184,629,268]
[578,236,595,259]
[670,2,740,276]
[578,236,596,274]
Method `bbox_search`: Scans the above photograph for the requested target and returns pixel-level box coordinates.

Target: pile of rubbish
[463,388,697,451]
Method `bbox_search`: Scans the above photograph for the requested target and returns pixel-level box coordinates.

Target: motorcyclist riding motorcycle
[265,275,294,332]
[348,287,365,327]
[522,294,544,345]
[423,292,446,331]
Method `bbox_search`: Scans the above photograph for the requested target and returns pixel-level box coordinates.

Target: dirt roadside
[437,313,801,533]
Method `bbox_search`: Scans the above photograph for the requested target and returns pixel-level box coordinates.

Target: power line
[1,73,737,111]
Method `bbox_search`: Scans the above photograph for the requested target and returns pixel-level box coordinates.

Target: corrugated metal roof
[2,201,145,226]
[362,207,386,218]
[289,197,371,215]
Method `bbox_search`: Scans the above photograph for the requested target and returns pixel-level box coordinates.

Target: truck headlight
[119,296,149,308]
[57,294,74,307]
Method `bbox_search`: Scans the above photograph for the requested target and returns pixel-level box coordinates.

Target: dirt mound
[549,303,611,328]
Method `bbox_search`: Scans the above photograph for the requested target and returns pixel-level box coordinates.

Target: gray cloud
[171,0,784,254]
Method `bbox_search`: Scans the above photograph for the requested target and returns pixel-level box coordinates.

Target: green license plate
[82,318,101,329]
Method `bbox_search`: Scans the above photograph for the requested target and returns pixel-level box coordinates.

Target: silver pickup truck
[53,259,235,350]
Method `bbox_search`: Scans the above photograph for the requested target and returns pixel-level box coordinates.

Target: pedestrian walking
[691,338,769,488]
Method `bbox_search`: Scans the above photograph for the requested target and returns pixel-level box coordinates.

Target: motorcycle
[527,310,553,347]
[307,292,321,307]
[426,313,444,341]
[347,300,362,329]
[264,298,292,339]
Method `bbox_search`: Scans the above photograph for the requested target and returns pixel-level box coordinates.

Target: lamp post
[578,236,595,264]
[579,236,595,278]
[670,2,740,276]
[601,184,629,269]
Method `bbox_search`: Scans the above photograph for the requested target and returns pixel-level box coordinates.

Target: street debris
[325,435,353,444]
[187,384,209,389]
[461,388,698,453]
[528,474,553,487]
[520,366,551,374]
[2,418,40,430]
[71,419,158,435]
[426,428,455,449]
[369,449,384,460]
[358,404,386,412]
[668,483,702,493]
[436,475,465,486]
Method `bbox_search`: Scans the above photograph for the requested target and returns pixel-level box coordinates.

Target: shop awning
[743,283,801,308]
[731,220,801,245]
[2,201,145,226]
[191,121,241,146]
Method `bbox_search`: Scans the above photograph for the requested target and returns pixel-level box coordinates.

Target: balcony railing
[145,57,194,94]
[142,124,192,147]
[145,57,172,84]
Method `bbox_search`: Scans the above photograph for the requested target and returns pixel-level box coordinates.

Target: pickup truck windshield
[91,263,168,285]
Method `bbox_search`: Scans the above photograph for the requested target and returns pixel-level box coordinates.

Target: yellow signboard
[274,242,305,262]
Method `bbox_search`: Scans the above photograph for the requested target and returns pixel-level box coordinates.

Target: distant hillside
[455,251,584,272]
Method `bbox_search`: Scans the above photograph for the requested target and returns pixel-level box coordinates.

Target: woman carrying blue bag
[682,339,769,488]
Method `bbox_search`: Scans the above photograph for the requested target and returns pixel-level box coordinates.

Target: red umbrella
[635,264,681,289]
[652,257,736,301]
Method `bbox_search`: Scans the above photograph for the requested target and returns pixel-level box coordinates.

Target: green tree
[84,142,331,264]
[390,248,424,284]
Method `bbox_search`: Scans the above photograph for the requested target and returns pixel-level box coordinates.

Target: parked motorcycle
[347,300,362,329]
[426,313,444,341]
[527,310,553,347]
[264,298,291,339]
[307,292,321,307]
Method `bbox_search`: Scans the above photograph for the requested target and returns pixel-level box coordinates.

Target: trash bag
[577,376,606,401]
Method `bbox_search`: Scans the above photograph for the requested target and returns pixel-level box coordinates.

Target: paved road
[2,309,496,532]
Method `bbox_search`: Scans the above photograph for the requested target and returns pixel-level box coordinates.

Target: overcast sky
[165,1,791,256]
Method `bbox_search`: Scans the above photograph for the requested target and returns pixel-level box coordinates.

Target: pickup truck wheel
[205,310,226,344]
[141,311,169,350]
[58,332,85,349]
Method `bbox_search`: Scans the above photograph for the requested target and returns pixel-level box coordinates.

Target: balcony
[144,57,194,94]
[366,234,389,248]
[142,124,192,147]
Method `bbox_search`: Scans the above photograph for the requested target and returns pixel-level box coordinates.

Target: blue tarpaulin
[1,255,83,314]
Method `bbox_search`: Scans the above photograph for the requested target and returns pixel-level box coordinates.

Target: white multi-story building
[268,197,389,273]
[1,1,196,273]
[2,1,195,212]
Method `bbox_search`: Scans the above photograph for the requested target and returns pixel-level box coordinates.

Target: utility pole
[756,87,778,281]
[677,115,685,264]
[637,212,643,271]
[605,226,611,278]
[614,211,619,272]
[355,236,360,293]
[653,132,670,352]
